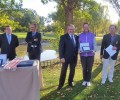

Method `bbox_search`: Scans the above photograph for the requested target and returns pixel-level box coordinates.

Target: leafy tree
[14,8,45,32]
[41,0,111,50]
[39,16,46,32]
[41,0,82,31]
[117,19,120,34]
[0,0,23,31]
[48,0,110,33]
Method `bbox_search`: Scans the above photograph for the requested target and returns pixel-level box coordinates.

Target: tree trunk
[64,0,74,33]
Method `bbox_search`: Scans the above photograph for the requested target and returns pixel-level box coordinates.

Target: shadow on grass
[68,64,102,100]
[40,85,58,91]
[40,64,103,100]
[81,64,120,100]
[66,64,102,99]
[91,64,102,80]
[40,80,86,100]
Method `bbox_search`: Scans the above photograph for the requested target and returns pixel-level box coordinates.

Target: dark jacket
[0,33,19,60]
[100,33,120,60]
[59,33,78,63]
[25,31,41,54]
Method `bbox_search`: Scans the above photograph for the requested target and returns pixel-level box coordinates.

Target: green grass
[13,32,27,38]
[42,36,56,40]
[0,32,103,42]
[1,32,103,42]
[40,63,120,100]
[16,45,27,57]
[12,32,56,40]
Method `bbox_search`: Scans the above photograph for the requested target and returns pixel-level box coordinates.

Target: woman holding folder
[78,23,97,87]
[100,25,120,84]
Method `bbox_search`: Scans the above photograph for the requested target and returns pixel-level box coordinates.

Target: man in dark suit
[100,25,120,84]
[57,24,78,90]
[25,23,41,60]
[0,26,19,60]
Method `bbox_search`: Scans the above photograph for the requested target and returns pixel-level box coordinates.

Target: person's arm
[15,36,19,47]
[93,37,97,52]
[59,36,65,63]
[38,33,42,53]
[78,34,81,53]
[36,33,41,45]
[0,35,2,48]
[25,32,33,43]
[116,35,120,51]
[100,35,105,59]
[76,35,79,54]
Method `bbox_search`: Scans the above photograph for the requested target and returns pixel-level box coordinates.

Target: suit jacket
[0,33,19,60]
[100,33,120,60]
[25,31,41,54]
[59,33,78,63]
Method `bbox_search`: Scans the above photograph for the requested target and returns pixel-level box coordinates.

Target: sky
[21,0,119,24]
[95,0,119,24]
[22,0,57,17]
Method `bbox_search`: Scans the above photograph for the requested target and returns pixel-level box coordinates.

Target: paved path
[95,46,100,58]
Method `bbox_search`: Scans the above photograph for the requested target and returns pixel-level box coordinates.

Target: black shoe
[69,82,74,87]
[57,86,62,90]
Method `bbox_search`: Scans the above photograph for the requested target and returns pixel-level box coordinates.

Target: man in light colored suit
[100,25,120,84]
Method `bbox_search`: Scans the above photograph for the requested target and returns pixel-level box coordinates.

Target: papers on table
[0,54,7,66]
[105,45,116,57]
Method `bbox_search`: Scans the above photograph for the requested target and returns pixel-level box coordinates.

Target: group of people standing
[0,24,42,61]
[0,23,120,90]
[57,23,120,90]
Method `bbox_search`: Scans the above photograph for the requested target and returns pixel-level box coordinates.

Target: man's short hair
[83,22,89,26]
[109,24,117,29]
[5,25,11,30]
[5,25,11,28]
[67,24,75,28]
[30,23,37,28]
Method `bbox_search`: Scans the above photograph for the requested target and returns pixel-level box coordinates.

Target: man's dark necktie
[71,35,75,47]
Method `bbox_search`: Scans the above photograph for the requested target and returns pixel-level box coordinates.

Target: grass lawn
[0,32,103,45]
[13,32,56,40]
[13,32,103,42]
[40,63,120,100]
[13,32,27,38]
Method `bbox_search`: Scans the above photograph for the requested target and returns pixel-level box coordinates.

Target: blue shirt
[111,35,115,43]
[32,32,36,37]
[6,33,12,44]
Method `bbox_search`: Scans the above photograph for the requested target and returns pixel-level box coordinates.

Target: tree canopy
[0,0,45,32]
[42,0,111,35]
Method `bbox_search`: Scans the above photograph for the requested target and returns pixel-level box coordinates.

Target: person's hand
[34,38,38,41]
[61,58,65,63]
[112,46,117,50]
[78,49,81,53]
[100,55,103,59]
[92,50,95,53]
[78,50,81,53]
